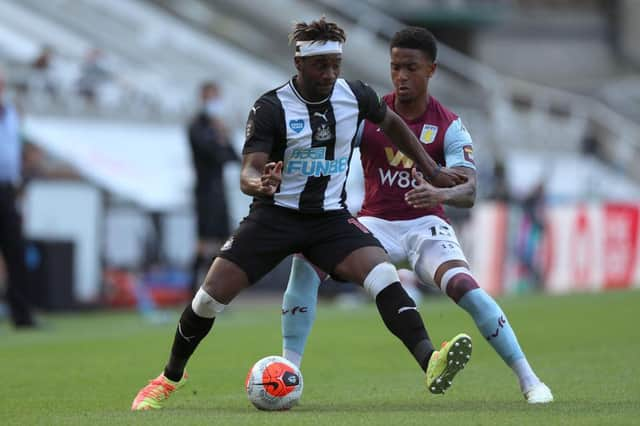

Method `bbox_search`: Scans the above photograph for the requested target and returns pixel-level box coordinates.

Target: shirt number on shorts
[429,225,452,238]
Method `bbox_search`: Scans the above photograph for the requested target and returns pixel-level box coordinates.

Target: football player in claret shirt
[132,18,471,410]
[281,27,553,404]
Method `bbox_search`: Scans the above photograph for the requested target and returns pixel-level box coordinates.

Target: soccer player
[281,27,554,404]
[131,18,471,410]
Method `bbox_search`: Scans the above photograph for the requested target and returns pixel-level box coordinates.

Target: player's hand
[429,166,467,188]
[405,168,445,208]
[259,161,283,195]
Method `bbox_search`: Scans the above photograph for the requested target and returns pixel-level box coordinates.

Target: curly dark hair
[289,17,346,44]
[390,27,437,62]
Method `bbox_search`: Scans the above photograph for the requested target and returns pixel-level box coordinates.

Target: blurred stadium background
[1,0,639,312]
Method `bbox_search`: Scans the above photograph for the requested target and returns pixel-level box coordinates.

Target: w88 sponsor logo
[378,168,421,189]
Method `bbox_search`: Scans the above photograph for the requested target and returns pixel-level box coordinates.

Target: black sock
[375,282,435,371]
[164,304,215,381]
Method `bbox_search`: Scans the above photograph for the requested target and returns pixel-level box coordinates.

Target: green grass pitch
[1,289,639,425]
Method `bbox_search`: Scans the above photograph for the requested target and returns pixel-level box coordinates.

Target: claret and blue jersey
[357,92,475,221]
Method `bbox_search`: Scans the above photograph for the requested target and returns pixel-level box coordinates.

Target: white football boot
[524,382,554,404]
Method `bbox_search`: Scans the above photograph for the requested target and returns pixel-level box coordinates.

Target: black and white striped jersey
[243,78,386,213]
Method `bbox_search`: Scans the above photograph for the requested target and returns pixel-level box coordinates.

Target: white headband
[295,40,343,57]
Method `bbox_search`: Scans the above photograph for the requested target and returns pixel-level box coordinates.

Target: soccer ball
[245,355,303,411]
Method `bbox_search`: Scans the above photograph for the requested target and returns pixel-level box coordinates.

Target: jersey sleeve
[444,117,476,170]
[348,80,387,124]
[242,96,281,155]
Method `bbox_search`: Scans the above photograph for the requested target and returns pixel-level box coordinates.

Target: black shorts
[218,203,384,284]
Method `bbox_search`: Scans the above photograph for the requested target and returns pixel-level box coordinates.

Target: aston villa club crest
[315,124,332,141]
[419,124,438,144]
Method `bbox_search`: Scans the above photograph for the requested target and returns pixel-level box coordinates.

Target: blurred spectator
[76,48,113,104]
[516,180,547,291]
[187,81,238,294]
[0,66,37,328]
[581,121,604,160]
[488,158,512,203]
[30,45,58,96]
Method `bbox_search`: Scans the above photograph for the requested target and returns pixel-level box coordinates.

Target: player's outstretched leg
[425,333,472,394]
[438,267,553,403]
[131,286,227,410]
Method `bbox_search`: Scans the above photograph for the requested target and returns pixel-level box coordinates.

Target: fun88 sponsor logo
[286,147,349,177]
[378,168,422,189]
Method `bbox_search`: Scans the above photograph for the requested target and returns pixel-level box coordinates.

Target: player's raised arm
[377,108,466,187]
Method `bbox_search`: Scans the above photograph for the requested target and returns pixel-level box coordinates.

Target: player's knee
[363,262,400,298]
[411,245,440,285]
[192,287,227,318]
[440,267,479,303]
[413,254,432,287]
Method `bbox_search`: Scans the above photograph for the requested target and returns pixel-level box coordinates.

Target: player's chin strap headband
[295,40,343,57]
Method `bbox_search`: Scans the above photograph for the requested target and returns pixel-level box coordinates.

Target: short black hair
[289,17,346,44]
[390,27,437,62]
